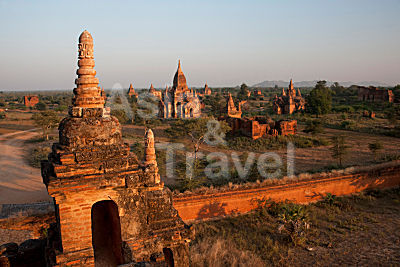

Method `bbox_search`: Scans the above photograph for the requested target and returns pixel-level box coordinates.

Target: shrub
[332,105,355,113]
[28,147,51,168]
[111,109,129,124]
[303,119,324,135]
[227,135,328,152]
[369,141,383,161]
[263,201,309,245]
[340,120,356,130]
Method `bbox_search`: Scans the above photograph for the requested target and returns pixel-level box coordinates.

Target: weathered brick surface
[23,95,39,107]
[358,86,394,103]
[173,163,400,223]
[220,95,297,139]
[41,30,191,267]
[273,79,305,114]
[159,61,202,119]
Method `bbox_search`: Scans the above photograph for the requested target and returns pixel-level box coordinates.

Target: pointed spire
[143,128,160,184]
[297,89,302,97]
[289,79,294,90]
[172,59,188,93]
[144,128,157,166]
[149,83,155,92]
[282,88,286,96]
[227,93,236,109]
[128,83,136,97]
[72,30,105,109]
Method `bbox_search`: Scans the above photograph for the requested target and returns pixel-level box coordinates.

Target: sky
[0,0,399,91]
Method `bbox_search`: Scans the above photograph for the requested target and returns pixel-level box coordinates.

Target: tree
[166,117,231,160]
[176,158,207,191]
[303,119,324,136]
[32,111,60,140]
[330,82,345,95]
[330,135,348,167]
[185,118,230,160]
[111,109,129,124]
[385,105,400,125]
[368,141,383,161]
[237,83,250,101]
[202,93,225,117]
[35,102,48,111]
[306,80,332,117]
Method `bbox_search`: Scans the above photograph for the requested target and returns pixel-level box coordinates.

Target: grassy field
[190,187,400,266]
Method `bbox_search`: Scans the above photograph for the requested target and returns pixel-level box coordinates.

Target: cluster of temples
[41,31,191,266]
[273,79,306,114]
[220,93,297,139]
[156,61,202,119]
[126,61,204,119]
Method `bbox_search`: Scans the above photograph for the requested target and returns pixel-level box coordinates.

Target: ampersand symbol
[204,119,226,146]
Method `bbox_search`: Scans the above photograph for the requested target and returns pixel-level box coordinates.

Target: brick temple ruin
[357,86,394,103]
[158,61,202,119]
[23,95,39,107]
[273,79,305,114]
[41,30,191,266]
[220,93,297,139]
[197,83,212,97]
[127,83,137,98]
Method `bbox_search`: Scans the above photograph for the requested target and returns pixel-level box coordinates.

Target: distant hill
[252,80,392,88]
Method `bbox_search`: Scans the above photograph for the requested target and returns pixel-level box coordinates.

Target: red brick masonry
[173,162,400,223]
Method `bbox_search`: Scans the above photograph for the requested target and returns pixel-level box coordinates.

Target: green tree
[368,141,383,161]
[330,82,345,95]
[203,93,225,117]
[111,109,129,124]
[176,158,207,191]
[330,135,349,167]
[306,80,332,117]
[35,102,48,111]
[385,105,400,125]
[32,111,60,140]
[237,83,250,101]
[303,119,324,136]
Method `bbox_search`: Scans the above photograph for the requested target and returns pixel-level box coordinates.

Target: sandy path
[0,130,51,204]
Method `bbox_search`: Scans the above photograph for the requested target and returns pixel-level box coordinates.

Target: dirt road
[0,130,51,204]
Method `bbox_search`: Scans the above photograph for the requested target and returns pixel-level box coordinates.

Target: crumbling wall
[173,161,400,223]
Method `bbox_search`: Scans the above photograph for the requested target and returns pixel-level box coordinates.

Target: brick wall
[173,163,400,223]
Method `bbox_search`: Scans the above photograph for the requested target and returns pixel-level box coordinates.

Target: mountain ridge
[252,80,392,88]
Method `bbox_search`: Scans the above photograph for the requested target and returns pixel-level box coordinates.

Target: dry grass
[191,187,400,266]
[190,237,264,267]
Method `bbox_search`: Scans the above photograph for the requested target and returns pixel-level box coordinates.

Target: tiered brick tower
[128,83,137,97]
[172,60,188,94]
[226,93,242,118]
[41,30,191,267]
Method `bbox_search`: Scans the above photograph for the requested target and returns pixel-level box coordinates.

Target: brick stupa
[127,83,137,97]
[41,30,191,267]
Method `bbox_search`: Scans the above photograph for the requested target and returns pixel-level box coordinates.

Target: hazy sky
[0,0,399,91]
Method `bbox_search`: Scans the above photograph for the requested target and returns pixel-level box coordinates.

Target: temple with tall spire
[127,83,137,97]
[273,79,306,114]
[158,60,202,119]
[41,31,191,267]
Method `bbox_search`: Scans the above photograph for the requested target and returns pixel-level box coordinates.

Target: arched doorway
[91,200,123,267]
[163,248,174,267]
[190,108,193,118]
